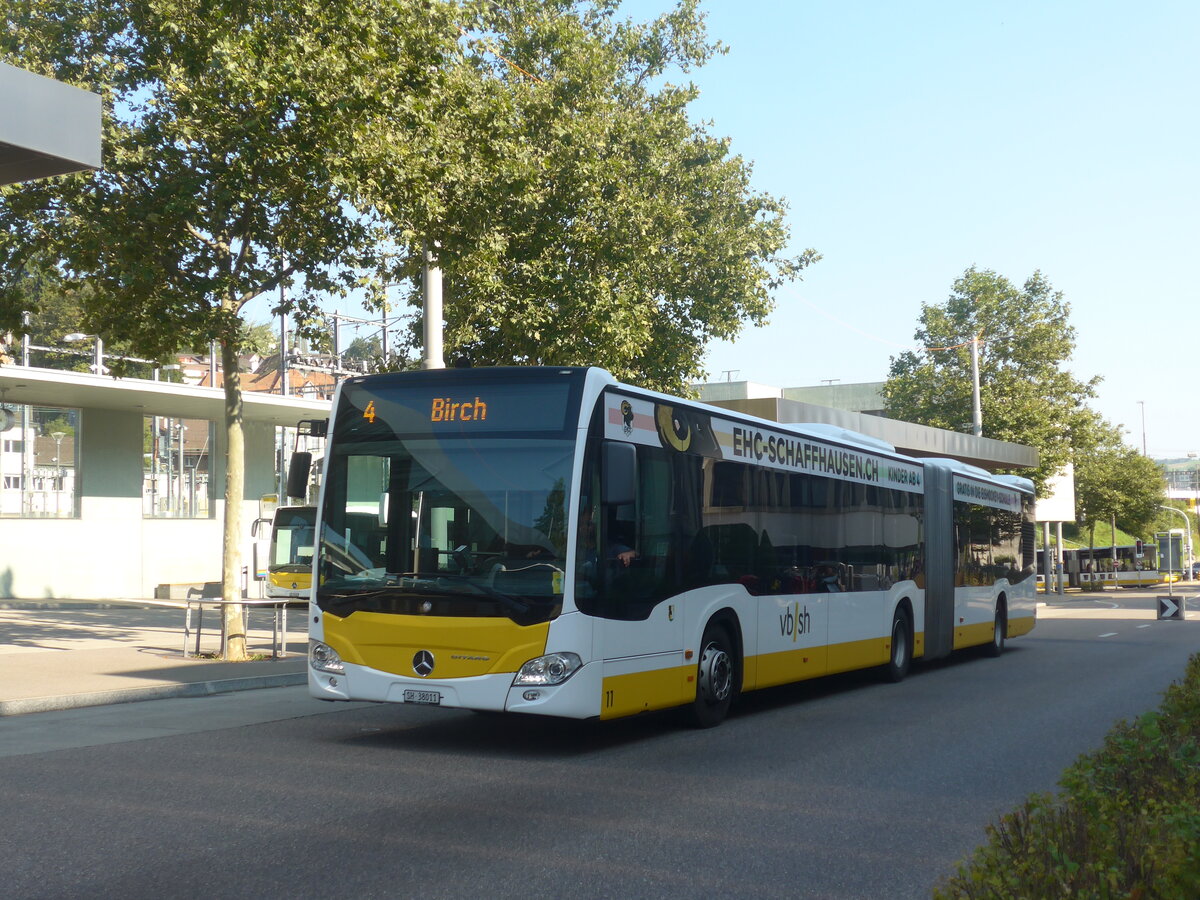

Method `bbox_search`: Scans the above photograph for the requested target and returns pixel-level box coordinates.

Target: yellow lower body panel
[827,637,889,675]
[753,646,829,689]
[269,570,311,591]
[1008,614,1036,638]
[954,621,995,650]
[322,611,550,679]
[600,665,692,720]
[749,634,898,691]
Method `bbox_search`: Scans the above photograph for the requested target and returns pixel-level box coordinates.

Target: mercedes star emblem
[412,650,435,677]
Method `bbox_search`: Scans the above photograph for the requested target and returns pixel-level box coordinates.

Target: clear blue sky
[620,0,1199,458]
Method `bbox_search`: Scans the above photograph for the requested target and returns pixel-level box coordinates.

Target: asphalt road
[3,597,1197,899]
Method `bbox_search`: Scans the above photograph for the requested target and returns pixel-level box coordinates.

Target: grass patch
[935,654,1200,898]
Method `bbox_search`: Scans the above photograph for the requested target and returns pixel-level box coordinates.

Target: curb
[0,671,307,717]
[0,599,186,611]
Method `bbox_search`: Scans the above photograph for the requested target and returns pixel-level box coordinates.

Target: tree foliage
[1072,410,1166,540]
[881,267,1099,490]
[361,0,813,391]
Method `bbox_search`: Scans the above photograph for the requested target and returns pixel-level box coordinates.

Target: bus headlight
[514,652,582,686]
[309,640,345,674]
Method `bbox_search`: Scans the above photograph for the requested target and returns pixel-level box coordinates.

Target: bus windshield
[316,436,574,624]
[270,506,316,574]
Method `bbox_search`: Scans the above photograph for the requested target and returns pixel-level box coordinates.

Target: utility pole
[20,310,30,366]
[422,241,445,370]
[970,332,982,437]
[279,254,290,397]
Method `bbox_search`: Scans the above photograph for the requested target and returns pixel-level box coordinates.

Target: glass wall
[0,404,80,518]
[142,416,213,517]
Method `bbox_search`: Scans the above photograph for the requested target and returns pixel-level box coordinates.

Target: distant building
[694,378,1034,472]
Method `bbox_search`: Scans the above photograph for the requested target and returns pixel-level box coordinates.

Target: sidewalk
[0,599,308,716]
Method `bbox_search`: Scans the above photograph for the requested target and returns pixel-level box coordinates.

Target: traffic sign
[1158,595,1185,620]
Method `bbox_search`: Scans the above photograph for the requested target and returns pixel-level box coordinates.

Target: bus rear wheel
[986,602,1007,657]
[690,623,735,728]
[883,608,911,683]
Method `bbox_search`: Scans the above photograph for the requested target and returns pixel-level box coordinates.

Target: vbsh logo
[779,603,811,642]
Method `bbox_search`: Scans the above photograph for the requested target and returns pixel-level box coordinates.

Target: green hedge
[934,654,1200,898]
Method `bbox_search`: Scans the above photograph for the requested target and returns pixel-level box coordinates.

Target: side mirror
[286,451,312,500]
[602,441,636,507]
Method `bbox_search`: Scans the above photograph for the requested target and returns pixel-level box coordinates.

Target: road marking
[1099,632,1118,638]
[1137,624,1152,629]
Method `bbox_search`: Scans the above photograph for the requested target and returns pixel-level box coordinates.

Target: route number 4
[363,400,377,423]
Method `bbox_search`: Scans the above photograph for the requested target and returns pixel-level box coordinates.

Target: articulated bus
[1039,545,1166,589]
[305,367,1036,726]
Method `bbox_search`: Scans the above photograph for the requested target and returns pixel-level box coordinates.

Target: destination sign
[953,474,1023,512]
[430,396,489,422]
[341,380,574,438]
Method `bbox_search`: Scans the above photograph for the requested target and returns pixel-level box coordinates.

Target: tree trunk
[220,334,249,661]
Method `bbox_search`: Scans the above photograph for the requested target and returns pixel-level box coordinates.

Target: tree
[240,322,278,358]
[1,0,460,658]
[882,267,1099,490]
[361,0,814,391]
[1073,411,1165,546]
[342,334,383,363]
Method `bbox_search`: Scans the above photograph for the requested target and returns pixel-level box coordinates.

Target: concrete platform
[0,600,307,716]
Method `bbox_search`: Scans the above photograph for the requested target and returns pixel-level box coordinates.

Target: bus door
[588,442,686,717]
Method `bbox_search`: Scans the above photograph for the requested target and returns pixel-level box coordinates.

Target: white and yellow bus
[263,505,316,602]
[305,367,1036,726]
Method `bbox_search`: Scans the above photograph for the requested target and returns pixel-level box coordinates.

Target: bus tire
[986,600,1007,657]
[884,607,911,683]
[690,622,736,728]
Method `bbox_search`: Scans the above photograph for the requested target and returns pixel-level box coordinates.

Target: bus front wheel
[690,622,735,728]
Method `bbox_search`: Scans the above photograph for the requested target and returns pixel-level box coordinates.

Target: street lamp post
[177,422,187,517]
[51,430,65,516]
[63,333,106,374]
